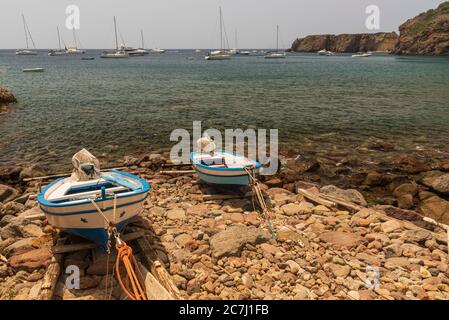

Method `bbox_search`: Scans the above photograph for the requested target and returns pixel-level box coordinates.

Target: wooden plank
[52,230,145,254]
[318,194,364,212]
[38,237,66,300]
[297,188,337,208]
[22,167,128,182]
[139,263,174,300]
[134,235,181,299]
[159,170,196,175]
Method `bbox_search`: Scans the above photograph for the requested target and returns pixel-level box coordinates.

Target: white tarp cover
[70,148,101,181]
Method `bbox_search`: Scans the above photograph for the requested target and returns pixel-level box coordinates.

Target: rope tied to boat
[244,166,277,240]
[89,195,148,300]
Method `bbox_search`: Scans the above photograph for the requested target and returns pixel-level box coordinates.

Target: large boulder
[209,225,271,258]
[418,193,449,225]
[0,184,19,203]
[8,247,53,272]
[320,185,367,206]
[422,172,449,195]
[0,86,17,106]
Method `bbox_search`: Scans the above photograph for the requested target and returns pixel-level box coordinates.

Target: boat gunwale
[37,170,150,208]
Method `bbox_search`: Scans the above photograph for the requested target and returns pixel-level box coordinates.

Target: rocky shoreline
[1,153,449,300]
[291,2,449,56]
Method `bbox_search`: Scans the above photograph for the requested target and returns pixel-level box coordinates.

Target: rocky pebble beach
[1,153,449,300]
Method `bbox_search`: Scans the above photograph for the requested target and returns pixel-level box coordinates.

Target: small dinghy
[37,149,150,248]
[190,136,261,190]
[22,68,45,73]
[81,56,95,60]
[191,151,261,188]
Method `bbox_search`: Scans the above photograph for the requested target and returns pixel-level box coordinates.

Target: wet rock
[19,164,48,181]
[209,225,270,258]
[319,231,364,248]
[8,247,52,272]
[0,184,19,203]
[363,171,392,187]
[393,155,430,174]
[0,86,17,106]
[422,172,449,195]
[320,185,367,206]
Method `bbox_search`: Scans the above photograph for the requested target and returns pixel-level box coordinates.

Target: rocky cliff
[291,32,399,53]
[395,2,449,55]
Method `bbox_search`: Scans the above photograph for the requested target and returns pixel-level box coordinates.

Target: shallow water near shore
[1,50,449,172]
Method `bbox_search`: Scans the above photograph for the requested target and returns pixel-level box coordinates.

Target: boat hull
[194,166,252,186]
[38,170,149,249]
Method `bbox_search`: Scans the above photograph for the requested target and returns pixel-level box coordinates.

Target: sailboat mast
[57,27,61,51]
[276,25,279,52]
[235,29,238,49]
[219,7,223,51]
[73,29,78,48]
[22,14,29,49]
[114,16,118,50]
[141,30,145,49]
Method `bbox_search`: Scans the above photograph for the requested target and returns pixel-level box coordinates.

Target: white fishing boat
[191,151,261,189]
[100,17,130,59]
[37,149,150,249]
[205,7,231,61]
[351,52,372,58]
[23,68,44,72]
[264,25,286,59]
[16,14,38,56]
[48,27,68,56]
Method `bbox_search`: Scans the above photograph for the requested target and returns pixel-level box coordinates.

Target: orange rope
[115,240,148,300]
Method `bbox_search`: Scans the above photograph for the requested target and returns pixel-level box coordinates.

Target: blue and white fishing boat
[190,150,261,188]
[37,150,150,248]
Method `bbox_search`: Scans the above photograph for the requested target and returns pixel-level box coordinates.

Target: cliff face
[395,2,449,55]
[291,32,399,53]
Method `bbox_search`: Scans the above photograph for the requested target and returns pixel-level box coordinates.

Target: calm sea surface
[1,50,449,171]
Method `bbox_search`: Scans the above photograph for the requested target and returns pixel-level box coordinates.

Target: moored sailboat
[265,25,286,59]
[16,14,38,55]
[48,27,68,56]
[205,7,231,61]
[101,17,129,59]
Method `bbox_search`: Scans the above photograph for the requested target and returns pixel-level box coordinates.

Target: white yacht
[48,27,68,56]
[205,7,231,61]
[16,14,38,55]
[100,17,129,59]
[264,25,286,59]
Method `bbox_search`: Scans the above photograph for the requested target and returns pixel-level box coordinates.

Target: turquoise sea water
[1,50,449,171]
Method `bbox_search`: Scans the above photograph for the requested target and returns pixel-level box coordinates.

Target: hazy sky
[0,0,446,49]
